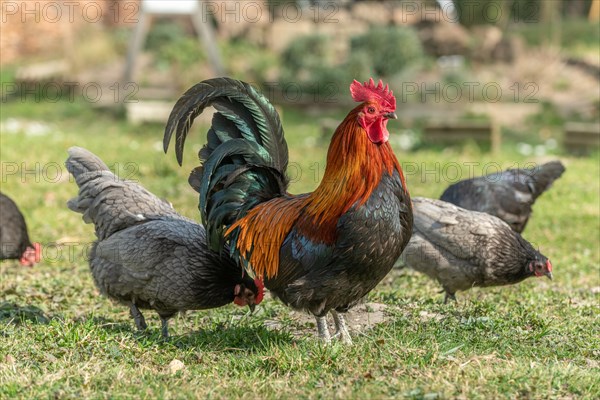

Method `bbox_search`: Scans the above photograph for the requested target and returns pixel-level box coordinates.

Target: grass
[1,96,599,399]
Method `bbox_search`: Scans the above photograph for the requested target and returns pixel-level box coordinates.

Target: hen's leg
[331,310,352,344]
[160,317,170,338]
[315,316,331,343]
[129,303,147,331]
[444,292,457,304]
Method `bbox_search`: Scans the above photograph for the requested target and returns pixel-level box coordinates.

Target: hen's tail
[66,147,179,240]
[529,161,565,200]
[163,77,289,250]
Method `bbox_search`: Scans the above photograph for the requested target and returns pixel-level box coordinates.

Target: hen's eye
[367,107,375,114]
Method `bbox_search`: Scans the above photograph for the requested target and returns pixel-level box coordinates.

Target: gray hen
[400,197,553,303]
[66,147,263,336]
[440,161,565,233]
[0,192,41,266]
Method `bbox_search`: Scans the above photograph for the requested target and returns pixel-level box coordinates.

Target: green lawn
[1,98,599,399]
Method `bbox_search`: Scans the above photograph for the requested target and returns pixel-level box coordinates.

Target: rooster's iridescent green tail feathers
[163,78,289,250]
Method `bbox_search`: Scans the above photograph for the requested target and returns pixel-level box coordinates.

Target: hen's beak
[384,112,397,120]
[545,271,553,280]
[249,304,256,314]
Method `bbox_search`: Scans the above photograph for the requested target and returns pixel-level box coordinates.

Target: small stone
[168,359,185,374]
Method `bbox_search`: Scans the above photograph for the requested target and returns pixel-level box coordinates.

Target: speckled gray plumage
[440,161,565,233]
[401,197,549,299]
[66,147,255,333]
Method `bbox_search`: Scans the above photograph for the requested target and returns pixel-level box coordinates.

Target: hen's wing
[412,197,505,258]
[440,161,565,233]
[91,219,238,311]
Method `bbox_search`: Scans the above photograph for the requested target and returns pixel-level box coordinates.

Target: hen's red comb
[254,278,265,304]
[350,78,396,110]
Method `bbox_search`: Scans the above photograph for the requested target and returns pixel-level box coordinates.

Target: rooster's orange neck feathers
[296,106,404,243]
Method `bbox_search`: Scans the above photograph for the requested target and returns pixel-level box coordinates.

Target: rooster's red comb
[350,78,396,110]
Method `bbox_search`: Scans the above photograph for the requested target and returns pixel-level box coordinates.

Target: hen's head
[528,257,553,280]
[19,242,41,267]
[233,278,264,312]
[350,78,397,144]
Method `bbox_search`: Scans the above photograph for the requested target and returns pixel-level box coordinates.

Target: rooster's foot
[331,310,352,345]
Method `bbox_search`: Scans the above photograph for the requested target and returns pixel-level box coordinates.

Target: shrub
[350,26,424,77]
[281,34,336,80]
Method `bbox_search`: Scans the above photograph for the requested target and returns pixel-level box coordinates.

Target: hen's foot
[129,303,147,331]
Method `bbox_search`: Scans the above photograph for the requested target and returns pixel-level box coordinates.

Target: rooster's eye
[367,107,375,114]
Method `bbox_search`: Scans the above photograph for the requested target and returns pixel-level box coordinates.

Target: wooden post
[123,11,150,83]
[122,0,225,85]
[191,1,225,76]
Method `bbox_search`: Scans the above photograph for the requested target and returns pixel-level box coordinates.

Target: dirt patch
[264,302,391,339]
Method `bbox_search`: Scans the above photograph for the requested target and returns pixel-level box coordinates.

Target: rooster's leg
[129,303,147,331]
[315,316,331,343]
[330,310,352,345]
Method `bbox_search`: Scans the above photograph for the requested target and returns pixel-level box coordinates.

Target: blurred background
[1,0,598,157]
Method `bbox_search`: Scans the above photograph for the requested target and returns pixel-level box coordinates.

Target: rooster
[400,197,552,303]
[164,77,413,343]
[66,147,264,337]
[440,161,565,233]
[0,192,41,267]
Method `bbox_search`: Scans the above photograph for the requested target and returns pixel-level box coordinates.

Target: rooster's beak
[545,271,553,280]
[384,112,397,120]
[249,304,256,314]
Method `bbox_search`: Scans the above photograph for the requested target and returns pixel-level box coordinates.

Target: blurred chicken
[66,147,263,336]
[440,161,565,233]
[0,192,41,266]
[400,197,552,302]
